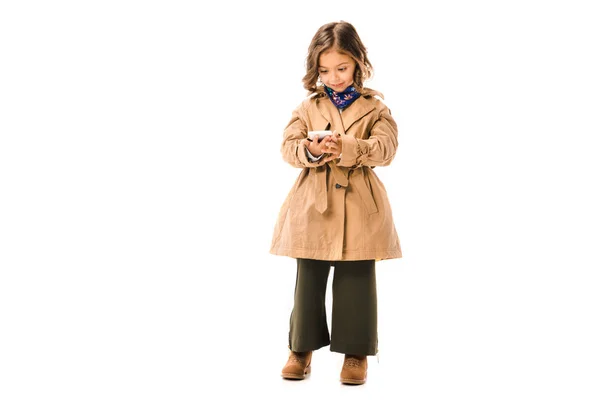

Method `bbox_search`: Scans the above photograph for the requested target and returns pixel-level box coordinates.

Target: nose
[330,72,341,85]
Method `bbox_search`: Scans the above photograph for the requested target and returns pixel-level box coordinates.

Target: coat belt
[313,163,378,215]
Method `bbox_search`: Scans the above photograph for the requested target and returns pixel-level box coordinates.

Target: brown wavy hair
[303,21,373,94]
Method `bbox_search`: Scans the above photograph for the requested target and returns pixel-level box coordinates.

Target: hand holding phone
[307,130,332,142]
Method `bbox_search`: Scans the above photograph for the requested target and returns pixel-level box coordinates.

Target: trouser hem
[289,339,331,353]
[329,343,378,356]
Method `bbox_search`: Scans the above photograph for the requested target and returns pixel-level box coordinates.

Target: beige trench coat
[270,88,402,261]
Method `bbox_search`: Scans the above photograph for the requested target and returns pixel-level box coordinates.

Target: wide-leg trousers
[288,258,378,356]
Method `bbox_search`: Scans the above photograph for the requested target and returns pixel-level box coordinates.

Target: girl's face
[318,49,356,92]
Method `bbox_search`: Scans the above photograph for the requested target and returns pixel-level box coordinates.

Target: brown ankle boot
[340,354,367,385]
[281,351,312,380]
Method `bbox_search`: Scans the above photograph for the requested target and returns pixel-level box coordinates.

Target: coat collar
[314,87,380,132]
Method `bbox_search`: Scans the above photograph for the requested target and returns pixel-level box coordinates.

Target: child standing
[270,21,402,385]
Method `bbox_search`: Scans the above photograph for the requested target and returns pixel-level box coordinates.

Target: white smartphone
[307,130,332,141]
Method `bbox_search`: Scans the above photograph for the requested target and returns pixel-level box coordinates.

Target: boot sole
[281,365,311,380]
[340,372,367,385]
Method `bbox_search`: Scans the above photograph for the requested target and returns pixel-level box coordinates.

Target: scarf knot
[324,85,361,110]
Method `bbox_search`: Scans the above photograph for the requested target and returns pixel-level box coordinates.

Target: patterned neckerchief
[324,85,361,110]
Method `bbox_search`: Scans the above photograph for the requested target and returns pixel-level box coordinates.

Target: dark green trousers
[288,258,378,356]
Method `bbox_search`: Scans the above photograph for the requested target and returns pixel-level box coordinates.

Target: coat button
[335,184,342,189]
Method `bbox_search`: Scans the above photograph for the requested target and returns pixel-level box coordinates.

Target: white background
[1,0,599,399]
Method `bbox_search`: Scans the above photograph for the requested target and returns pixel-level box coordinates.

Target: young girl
[270,21,402,385]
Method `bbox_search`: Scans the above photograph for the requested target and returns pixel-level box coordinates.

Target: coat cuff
[337,134,362,168]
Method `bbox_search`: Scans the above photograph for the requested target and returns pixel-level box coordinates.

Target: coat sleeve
[336,105,398,168]
[281,101,328,169]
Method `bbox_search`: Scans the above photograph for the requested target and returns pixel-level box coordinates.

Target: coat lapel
[315,94,376,133]
[340,96,376,131]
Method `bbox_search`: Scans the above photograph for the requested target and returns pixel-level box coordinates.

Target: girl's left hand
[322,132,341,162]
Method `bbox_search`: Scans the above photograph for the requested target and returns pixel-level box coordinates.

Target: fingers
[304,133,341,162]
[323,150,341,163]
[323,140,339,152]
[303,138,320,158]
[330,130,339,142]
[321,134,337,144]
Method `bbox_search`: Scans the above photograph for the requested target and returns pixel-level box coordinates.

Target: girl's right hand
[304,131,336,158]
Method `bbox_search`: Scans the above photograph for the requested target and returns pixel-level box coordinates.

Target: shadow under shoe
[340,354,367,385]
[281,351,313,380]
